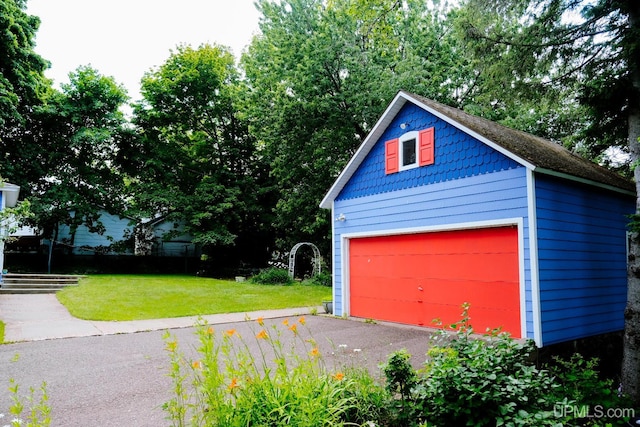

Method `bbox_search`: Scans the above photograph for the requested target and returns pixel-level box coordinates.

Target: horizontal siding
[56,211,134,255]
[536,174,634,345]
[333,167,534,339]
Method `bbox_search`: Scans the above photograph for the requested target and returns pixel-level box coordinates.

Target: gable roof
[320,91,634,209]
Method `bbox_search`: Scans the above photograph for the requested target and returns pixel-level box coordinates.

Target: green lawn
[56,275,332,321]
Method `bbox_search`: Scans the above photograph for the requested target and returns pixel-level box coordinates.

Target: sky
[26,0,262,102]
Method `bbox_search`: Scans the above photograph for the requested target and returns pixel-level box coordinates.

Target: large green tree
[242,0,474,256]
[26,66,131,263]
[131,44,274,271]
[0,0,49,186]
[456,0,640,403]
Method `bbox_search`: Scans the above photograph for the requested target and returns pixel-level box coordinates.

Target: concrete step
[0,273,84,294]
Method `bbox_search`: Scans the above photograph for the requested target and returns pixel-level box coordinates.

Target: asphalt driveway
[0,300,435,427]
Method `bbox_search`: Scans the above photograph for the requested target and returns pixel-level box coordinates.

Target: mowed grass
[56,275,332,321]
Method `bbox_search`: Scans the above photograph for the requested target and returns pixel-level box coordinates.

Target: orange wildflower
[309,347,320,358]
[192,360,202,369]
[282,319,289,326]
[256,329,269,340]
[332,372,345,381]
[257,317,265,326]
[288,323,298,334]
[228,378,240,391]
[225,329,237,337]
[298,316,306,325]
[206,326,214,335]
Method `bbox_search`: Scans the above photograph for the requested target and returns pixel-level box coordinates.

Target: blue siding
[333,167,534,339]
[536,175,634,345]
[56,211,134,255]
[337,103,520,201]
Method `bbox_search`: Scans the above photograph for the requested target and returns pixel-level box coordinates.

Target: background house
[50,209,135,255]
[136,216,200,258]
[320,91,635,347]
[7,210,200,274]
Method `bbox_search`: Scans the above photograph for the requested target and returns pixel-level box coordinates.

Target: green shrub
[545,354,633,425]
[306,271,332,287]
[380,303,637,427]
[382,303,562,426]
[249,268,294,285]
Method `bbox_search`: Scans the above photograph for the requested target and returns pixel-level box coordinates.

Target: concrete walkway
[0,294,319,342]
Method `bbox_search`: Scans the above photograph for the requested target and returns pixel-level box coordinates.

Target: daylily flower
[228,378,240,391]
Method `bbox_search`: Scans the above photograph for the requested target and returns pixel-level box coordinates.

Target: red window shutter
[419,127,435,166]
[385,138,399,174]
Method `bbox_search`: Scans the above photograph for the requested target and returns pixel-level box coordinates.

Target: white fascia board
[407,94,537,171]
[319,91,537,209]
[319,93,408,209]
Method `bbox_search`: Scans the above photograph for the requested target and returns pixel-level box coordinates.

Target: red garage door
[349,226,521,337]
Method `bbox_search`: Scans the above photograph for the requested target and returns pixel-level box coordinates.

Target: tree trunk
[621,1,640,405]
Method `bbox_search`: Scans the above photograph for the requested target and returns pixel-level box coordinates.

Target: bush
[249,268,294,285]
[380,303,634,427]
[306,271,332,287]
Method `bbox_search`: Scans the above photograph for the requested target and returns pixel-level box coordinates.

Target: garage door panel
[352,277,418,301]
[349,227,521,338]
[351,297,421,324]
[422,280,518,305]
[422,303,521,334]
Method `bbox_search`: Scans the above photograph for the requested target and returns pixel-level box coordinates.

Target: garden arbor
[288,242,321,279]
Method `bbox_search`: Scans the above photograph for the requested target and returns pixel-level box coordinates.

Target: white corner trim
[527,169,543,347]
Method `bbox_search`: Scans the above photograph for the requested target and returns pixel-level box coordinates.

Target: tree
[242,0,474,255]
[0,0,50,186]
[131,44,274,271]
[456,0,640,403]
[26,66,131,268]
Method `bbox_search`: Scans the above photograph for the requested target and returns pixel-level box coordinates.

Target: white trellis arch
[288,242,321,278]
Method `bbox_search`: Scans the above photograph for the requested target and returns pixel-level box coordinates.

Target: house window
[384,127,435,175]
[400,131,419,170]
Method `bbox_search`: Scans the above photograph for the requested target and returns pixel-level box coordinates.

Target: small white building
[0,182,21,273]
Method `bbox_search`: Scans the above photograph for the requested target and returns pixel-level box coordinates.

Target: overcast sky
[26,0,262,102]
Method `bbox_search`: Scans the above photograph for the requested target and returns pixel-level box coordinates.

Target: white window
[399,131,419,171]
